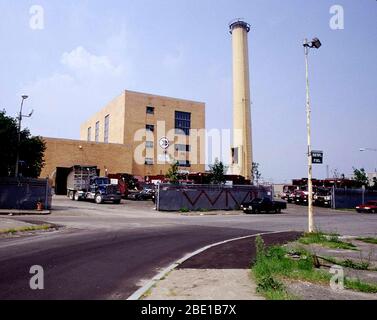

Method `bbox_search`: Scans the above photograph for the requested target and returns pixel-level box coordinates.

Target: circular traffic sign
[159,137,170,149]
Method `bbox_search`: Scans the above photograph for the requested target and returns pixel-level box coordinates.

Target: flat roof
[42,137,129,148]
[124,89,206,106]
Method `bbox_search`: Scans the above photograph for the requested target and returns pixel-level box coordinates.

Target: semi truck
[66,165,122,204]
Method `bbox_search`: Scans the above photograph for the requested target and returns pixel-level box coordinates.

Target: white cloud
[22,45,129,140]
[61,46,123,76]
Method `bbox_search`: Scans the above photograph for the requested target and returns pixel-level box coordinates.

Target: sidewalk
[140,231,377,300]
[145,269,263,300]
[140,231,301,300]
[0,217,36,231]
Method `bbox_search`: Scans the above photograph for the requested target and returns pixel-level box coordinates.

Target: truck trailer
[66,165,121,204]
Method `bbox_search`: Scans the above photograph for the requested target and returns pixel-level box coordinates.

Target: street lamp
[303,37,322,233]
[15,95,34,177]
[359,147,377,173]
[360,148,377,152]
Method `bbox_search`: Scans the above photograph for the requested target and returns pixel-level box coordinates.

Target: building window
[95,121,100,142]
[146,124,155,132]
[146,106,154,114]
[87,127,92,142]
[145,158,154,165]
[177,160,191,167]
[175,144,190,152]
[232,147,238,164]
[175,111,191,135]
[104,115,110,143]
[146,141,154,148]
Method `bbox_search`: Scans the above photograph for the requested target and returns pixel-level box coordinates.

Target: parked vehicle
[356,201,377,213]
[314,187,332,207]
[66,165,121,204]
[280,185,297,203]
[294,190,309,205]
[128,188,154,201]
[241,197,287,214]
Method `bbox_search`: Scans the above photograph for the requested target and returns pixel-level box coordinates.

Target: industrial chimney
[229,19,253,180]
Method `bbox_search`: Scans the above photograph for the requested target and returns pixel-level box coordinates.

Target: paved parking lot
[1,195,377,299]
[5,195,377,237]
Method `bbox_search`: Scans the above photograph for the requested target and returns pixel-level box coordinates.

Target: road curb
[0,210,51,216]
[127,230,294,300]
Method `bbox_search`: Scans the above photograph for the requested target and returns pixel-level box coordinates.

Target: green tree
[372,177,377,190]
[209,158,227,184]
[166,161,180,184]
[252,162,262,185]
[353,167,369,187]
[0,110,46,178]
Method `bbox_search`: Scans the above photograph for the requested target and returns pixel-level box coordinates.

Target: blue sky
[0,0,376,182]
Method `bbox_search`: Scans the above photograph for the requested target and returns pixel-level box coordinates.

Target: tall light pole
[15,95,33,177]
[303,37,322,233]
[360,148,377,152]
[359,147,377,173]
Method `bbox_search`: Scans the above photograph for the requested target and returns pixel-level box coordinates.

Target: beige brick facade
[41,137,132,181]
[41,90,206,185]
[79,90,206,177]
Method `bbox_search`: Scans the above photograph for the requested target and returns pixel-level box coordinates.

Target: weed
[0,224,52,235]
[345,278,377,294]
[356,237,377,245]
[299,232,356,250]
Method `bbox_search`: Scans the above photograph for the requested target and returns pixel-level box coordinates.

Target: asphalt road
[0,196,377,300]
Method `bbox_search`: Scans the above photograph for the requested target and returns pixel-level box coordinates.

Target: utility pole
[303,38,322,233]
[15,95,33,177]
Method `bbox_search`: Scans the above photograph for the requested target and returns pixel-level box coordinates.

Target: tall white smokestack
[229,19,253,180]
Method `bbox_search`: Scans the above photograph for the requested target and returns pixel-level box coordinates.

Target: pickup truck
[314,187,332,207]
[241,197,287,214]
[66,165,122,204]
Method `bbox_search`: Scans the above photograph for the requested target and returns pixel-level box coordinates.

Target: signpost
[311,150,323,164]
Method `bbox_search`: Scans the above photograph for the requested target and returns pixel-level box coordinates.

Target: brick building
[40,90,206,192]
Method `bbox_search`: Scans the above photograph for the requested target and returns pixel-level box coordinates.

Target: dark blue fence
[0,178,52,210]
[156,184,273,211]
[333,188,377,209]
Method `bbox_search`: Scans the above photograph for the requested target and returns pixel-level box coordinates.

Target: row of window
[87,115,110,143]
[144,158,191,167]
[145,111,191,136]
[87,110,191,143]
[144,142,190,152]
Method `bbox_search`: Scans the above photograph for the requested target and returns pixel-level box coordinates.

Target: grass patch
[0,224,53,235]
[299,232,357,250]
[179,207,190,213]
[335,208,356,212]
[345,278,377,294]
[320,256,371,270]
[251,235,377,299]
[252,236,328,300]
[356,237,377,245]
